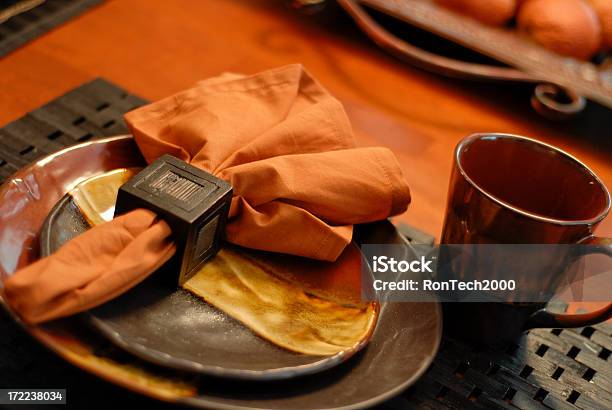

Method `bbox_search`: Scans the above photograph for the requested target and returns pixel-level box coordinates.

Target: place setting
[1,1,612,408]
[0,65,442,409]
[1,65,610,409]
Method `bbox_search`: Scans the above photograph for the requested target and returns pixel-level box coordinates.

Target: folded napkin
[4,64,410,324]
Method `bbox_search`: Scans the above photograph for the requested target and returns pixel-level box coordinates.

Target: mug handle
[525,236,612,330]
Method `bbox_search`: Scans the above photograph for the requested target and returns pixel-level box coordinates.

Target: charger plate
[0,136,442,409]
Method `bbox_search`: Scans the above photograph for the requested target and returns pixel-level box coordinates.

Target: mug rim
[455,133,612,227]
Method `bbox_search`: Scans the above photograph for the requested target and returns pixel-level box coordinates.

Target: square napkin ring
[115,154,232,285]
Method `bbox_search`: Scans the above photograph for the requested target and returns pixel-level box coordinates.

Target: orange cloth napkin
[4,65,410,324]
[5,210,175,324]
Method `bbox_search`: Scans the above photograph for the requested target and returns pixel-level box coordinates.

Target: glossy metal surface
[0,136,442,409]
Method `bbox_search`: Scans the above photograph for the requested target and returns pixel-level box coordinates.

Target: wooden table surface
[1,0,610,238]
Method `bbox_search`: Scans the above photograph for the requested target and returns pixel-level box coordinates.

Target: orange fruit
[587,0,612,48]
[436,0,517,26]
[517,0,602,59]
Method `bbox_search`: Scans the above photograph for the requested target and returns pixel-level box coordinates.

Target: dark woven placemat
[0,78,145,181]
[396,225,612,409]
[399,322,612,409]
[0,0,102,58]
[0,79,610,410]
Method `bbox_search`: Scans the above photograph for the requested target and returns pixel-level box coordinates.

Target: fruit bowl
[293,0,612,119]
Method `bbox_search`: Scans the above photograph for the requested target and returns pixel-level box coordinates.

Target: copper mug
[440,133,611,345]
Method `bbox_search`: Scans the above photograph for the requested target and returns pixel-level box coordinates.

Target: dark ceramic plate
[40,178,380,381]
[1,136,442,408]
